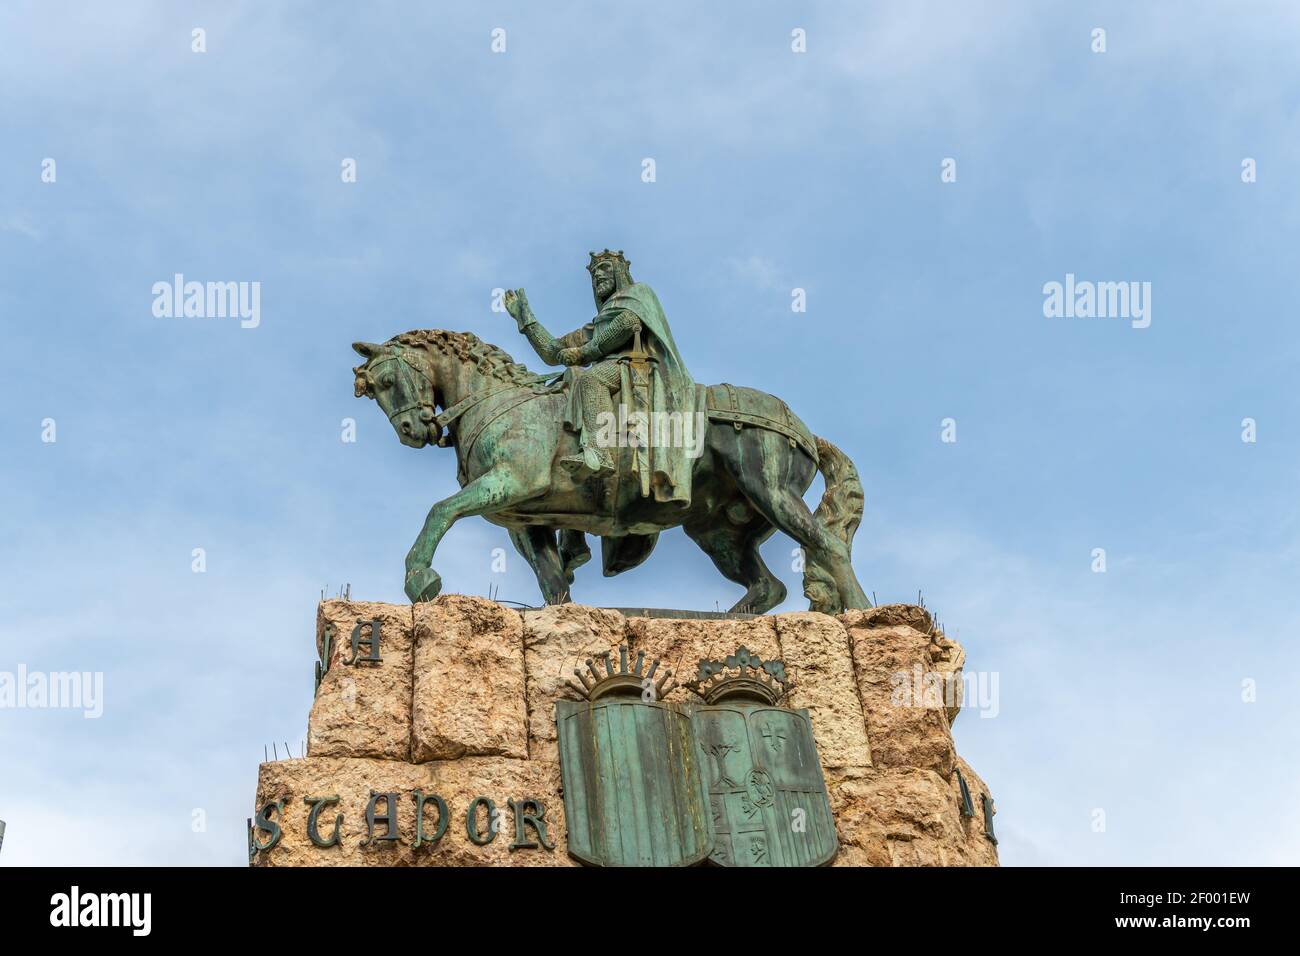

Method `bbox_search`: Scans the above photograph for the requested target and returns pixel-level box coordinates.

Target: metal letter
[304,795,343,848]
[363,790,400,845]
[314,624,335,695]
[343,618,382,665]
[251,799,284,853]
[956,768,975,818]
[981,793,998,845]
[507,797,555,851]
[466,796,497,846]
[413,791,449,848]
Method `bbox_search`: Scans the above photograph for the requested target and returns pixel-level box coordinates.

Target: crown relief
[685,646,792,706]
[566,644,676,702]
[563,642,793,707]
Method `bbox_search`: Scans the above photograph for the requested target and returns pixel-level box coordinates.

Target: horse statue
[351,325,871,615]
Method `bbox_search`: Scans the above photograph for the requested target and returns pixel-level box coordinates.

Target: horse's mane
[389,329,541,385]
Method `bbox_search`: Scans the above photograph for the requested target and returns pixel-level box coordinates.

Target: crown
[685,646,791,705]
[586,249,631,274]
[567,643,675,701]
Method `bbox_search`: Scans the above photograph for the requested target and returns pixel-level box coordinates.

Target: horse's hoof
[405,568,442,603]
[561,551,589,584]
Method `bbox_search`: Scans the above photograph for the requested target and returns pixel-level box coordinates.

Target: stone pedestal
[252,595,999,867]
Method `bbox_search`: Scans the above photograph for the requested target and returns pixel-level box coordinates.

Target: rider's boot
[560,370,617,479]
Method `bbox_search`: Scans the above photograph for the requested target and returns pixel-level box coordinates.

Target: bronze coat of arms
[556,645,837,867]
[555,649,713,867]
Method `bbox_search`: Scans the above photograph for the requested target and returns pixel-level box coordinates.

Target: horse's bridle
[367,352,440,434]
[365,347,554,453]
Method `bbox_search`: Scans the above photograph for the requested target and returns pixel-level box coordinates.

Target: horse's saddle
[702,383,818,462]
[589,384,818,578]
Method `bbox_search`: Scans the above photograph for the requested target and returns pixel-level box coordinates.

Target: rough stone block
[308,601,414,761]
[253,755,570,867]
[771,612,873,769]
[843,606,956,775]
[411,595,528,761]
[625,615,782,699]
[826,765,998,867]
[521,603,627,762]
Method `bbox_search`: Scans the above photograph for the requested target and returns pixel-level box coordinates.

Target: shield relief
[555,647,713,867]
[555,644,836,867]
[556,697,713,867]
[692,703,837,867]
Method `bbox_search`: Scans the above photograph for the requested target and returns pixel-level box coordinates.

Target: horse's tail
[802,436,867,612]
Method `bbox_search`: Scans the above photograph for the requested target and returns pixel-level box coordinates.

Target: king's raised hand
[506,288,534,332]
[503,288,522,321]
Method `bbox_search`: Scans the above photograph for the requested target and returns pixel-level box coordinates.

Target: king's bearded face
[592,261,616,299]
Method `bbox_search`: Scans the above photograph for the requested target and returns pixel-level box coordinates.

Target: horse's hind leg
[741,485,867,611]
[685,516,787,614]
[558,530,590,584]
[508,526,572,605]
[723,435,869,612]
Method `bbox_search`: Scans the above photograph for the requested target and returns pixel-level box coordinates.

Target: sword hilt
[629,320,649,363]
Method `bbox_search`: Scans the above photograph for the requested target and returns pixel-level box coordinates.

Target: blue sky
[2,1,1298,865]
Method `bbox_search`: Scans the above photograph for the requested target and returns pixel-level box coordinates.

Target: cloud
[1,214,40,239]
[728,255,784,292]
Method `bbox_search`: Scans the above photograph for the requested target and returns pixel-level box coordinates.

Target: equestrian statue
[351,249,870,614]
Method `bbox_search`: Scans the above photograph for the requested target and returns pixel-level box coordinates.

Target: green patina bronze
[352,249,870,613]
[692,703,840,866]
[555,644,837,867]
[981,793,998,845]
[957,767,976,818]
[556,647,714,867]
[687,649,837,867]
[304,795,343,849]
[411,791,448,849]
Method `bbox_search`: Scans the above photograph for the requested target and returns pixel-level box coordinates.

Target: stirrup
[561,447,614,479]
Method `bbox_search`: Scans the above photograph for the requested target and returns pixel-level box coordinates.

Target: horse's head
[352,340,441,448]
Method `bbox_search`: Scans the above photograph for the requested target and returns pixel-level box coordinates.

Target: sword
[623,321,655,498]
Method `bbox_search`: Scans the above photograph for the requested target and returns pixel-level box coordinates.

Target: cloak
[566,282,697,507]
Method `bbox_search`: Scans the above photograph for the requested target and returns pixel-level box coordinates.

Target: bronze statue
[352,250,869,614]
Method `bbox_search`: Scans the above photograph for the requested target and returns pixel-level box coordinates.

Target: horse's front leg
[405,468,542,603]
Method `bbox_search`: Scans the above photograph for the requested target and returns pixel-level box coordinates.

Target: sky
[2,0,1299,866]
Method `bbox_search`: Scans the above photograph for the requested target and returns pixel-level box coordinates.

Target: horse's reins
[369,351,556,452]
